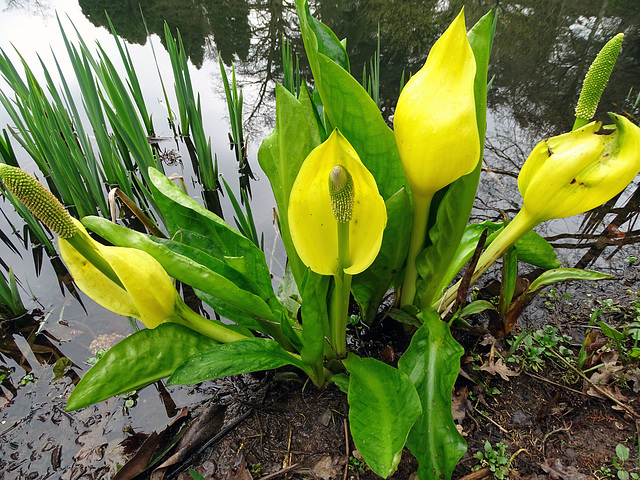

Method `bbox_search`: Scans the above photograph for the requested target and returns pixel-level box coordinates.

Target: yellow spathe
[288,129,387,276]
[518,114,640,222]
[394,8,480,197]
[58,219,177,328]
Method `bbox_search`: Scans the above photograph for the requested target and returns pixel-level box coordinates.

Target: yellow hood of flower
[518,114,640,221]
[393,8,479,197]
[58,219,177,328]
[288,129,387,276]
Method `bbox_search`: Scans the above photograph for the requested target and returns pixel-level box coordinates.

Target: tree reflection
[78,0,251,68]
[68,0,640,265]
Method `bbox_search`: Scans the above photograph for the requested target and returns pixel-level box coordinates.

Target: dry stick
[343,418,350,480]
[257,464,300,480]
[457,466,491,480]
[549,348,640,419]
[524,371,590,397]
[472,406,510,435]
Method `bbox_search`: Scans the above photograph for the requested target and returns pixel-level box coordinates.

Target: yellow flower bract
[394,9,479,197]
[518,114,640,222]
[58,218,177,328]
[288,129,387,276]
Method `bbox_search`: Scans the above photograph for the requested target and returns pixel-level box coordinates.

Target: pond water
[0,0,639,477]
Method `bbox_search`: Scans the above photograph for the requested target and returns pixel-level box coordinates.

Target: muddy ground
[3,273,640,480]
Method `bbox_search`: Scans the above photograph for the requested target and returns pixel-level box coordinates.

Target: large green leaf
[300,269,331,383]
[148,168,273,297]
[415,11,494,310]
[398,309,466,480]
[295,0,406,201]
[343,354,421,478]
[82,216,276,322]
[67,323,218,411]
[168,338,312,385]
[352,187,412,324]
[257,84,319,288]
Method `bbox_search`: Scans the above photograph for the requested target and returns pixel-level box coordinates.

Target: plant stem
[329,221,352,358]
[434,210,538,314]
[401,193,433,307]
[173,296,248,343]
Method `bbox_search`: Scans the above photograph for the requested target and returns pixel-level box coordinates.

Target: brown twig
[457,466,491,480]
[524,371,590,397]
[343,418,350,480]
[549,348,640,419]
[257,464,300,480]
[472,406,511,435]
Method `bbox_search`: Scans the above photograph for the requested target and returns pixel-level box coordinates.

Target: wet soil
[3,271,640,480]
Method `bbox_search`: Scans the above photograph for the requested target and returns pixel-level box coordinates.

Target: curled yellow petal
[288,129,387,276]
[393,8,479,198]
[58,219,177,328]
[518,114,640,222]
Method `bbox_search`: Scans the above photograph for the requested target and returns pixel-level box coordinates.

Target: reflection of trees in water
[78,0,251,68]
[54,0,640,266]
[488,0,639,138]
[74,0,640,136]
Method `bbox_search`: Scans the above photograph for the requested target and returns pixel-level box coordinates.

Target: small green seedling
[612,443,639,480]
[473,441,510,479]
[86,349,106,366]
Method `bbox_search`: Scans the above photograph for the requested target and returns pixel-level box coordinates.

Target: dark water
[0,0,639,477]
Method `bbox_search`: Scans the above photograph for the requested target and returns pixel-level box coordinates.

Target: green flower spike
[574,33,623,130]
[289,129,387,357]
[0,164,76,238]
[0,164,123,288]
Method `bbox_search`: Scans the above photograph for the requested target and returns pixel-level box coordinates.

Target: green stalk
[401,193,433,307]
[172,296,248,344]
[434,210,538,313]
[329,221,352,358]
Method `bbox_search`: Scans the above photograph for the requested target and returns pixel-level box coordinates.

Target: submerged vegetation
[1,1,640,479]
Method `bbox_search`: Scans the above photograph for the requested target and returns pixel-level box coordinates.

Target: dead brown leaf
[452,387,473,424]
[624,368,640,393]
[309,454,346,480]
[227,454,253,480]
[540,458,595,480]
[479,358,519,381]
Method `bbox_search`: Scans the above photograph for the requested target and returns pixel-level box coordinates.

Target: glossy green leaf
[148,168,273,297]
[514,229,563,269]
[398,309,466,480]
[415,11,494,310]
[498,245,518,317]
[295,0,349,74]
[82,216,276,321]
[343,354,421,478]
[67,323,219,411]
[598,321,625,344]
[300,269,331,383]
[352,187,412,323]
[168,338,312,385]
[258,84,320,288]
[295,0,405,201]
[277,263,302,318]
[460,300,496,317]
[528,268,612,291]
